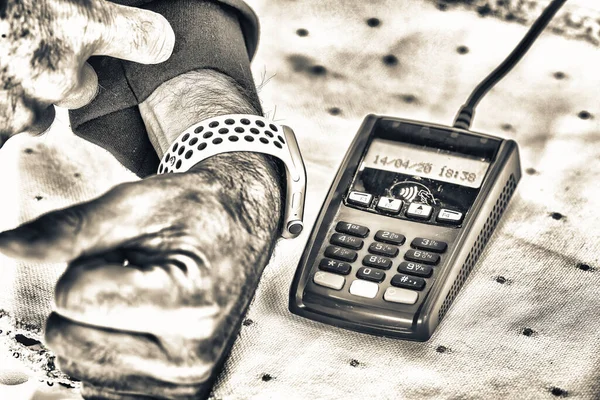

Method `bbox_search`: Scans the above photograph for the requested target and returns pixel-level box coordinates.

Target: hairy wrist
[189,152,282,247]
[140,69,284,243]
[139,69,262,157]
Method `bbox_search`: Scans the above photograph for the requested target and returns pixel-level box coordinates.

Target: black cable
[453,0,568,130]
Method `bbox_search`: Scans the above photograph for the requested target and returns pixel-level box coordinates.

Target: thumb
[55,63,99,110]
[0,183,156,263]
[93,2,175,64]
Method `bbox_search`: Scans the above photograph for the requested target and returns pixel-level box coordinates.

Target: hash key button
[357,267,386,283]
[325,245,357,262]
[319,259,351,275]
[398,261,433,278]
[391,274,426,291]
[330,233,364,250]
[411,238,447,253]
[336,221,369,238]
[404,249,440,265]
[375,230,405,246]
[362,255,393,270]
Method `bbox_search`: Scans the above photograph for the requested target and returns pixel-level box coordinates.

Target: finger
[81,385,153,400]
[45,313,213,392]
[0,182,149,262]
[53,260,220,339]
[0,90,51,144]
[94,3,175,64]
[0,104,54,146]
[27,105,56,136]
[55,63,99,109]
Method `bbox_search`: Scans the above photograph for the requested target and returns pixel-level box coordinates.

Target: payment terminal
[288,0,565,340]
[289,116,520,340]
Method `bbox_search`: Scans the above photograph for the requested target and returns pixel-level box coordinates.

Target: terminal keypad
[312,221,449,305]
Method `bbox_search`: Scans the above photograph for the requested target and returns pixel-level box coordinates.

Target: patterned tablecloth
[1,0,599,399]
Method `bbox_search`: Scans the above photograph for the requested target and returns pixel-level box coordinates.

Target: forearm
[73,70,284,398]
[140,65,282,254]
[141,70,283,397]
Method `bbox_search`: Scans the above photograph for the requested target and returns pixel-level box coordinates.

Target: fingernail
[153,14,175,63]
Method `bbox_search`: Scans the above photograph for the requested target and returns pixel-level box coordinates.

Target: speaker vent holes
[438,174,517,323]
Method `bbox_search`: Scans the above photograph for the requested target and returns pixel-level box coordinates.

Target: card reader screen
[362,139,490,189]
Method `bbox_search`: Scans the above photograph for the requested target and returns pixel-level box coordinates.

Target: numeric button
[362,255,393,270]
[356,267,386,283]
[330,233,364,250]
[324,245,357,262]
[391,274,426,291]
[375,230,405,245]
[411,238,447,253]
[336,221,369,238]
[319,259,351,275]
[398,261,432,278]
[404,249,440,265]
[368,242,399,257]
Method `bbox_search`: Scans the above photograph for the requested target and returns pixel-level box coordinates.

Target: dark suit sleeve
[69,0,260,177]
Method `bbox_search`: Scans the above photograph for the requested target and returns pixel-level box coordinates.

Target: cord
[453,0,568,130]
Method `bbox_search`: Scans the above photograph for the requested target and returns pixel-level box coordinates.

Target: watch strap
[157,114,306,238]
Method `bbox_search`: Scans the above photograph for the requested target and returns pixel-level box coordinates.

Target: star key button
[319,258,351,275]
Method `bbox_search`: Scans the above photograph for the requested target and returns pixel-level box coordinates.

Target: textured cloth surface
[1,0,600,399]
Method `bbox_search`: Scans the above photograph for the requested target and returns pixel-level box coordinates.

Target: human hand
[0,0,175,142]
[0,152,282,399]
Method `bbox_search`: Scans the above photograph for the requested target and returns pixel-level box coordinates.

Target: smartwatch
[157,114,306,238]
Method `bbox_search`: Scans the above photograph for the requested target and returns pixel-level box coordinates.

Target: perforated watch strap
[157,114,307,238]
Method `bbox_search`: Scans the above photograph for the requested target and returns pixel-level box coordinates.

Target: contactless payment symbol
[398,186,418,202]
[389,181,438,206]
